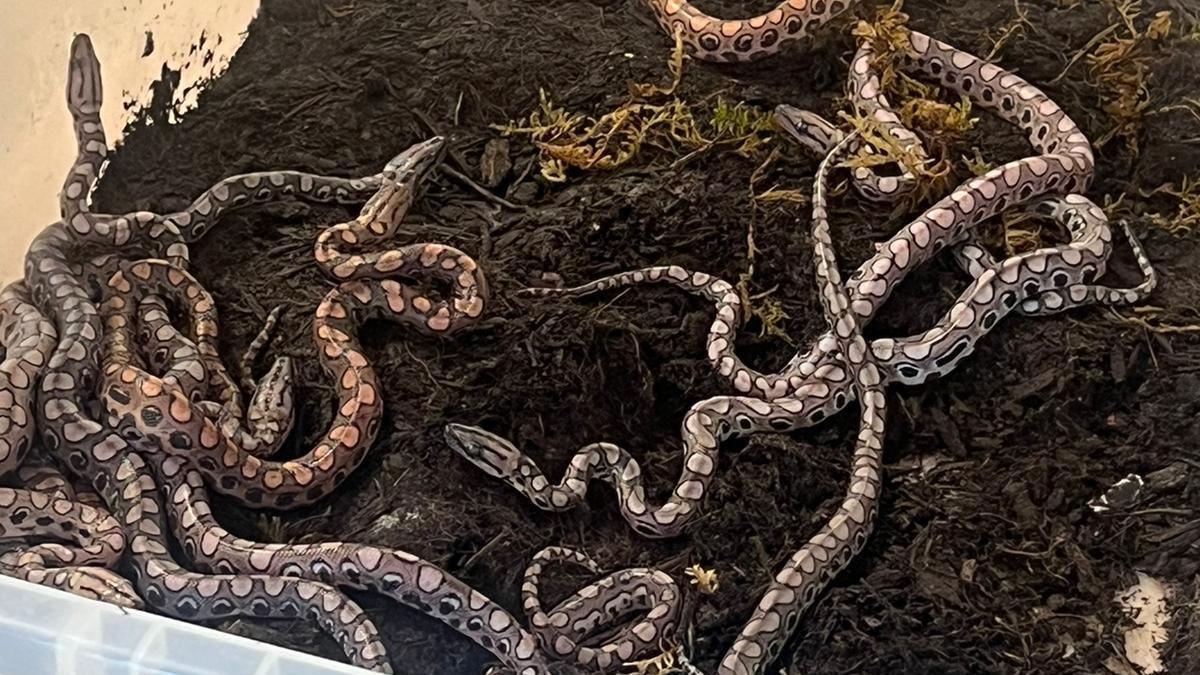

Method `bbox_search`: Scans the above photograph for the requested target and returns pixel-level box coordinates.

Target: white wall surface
[0,0,260,282]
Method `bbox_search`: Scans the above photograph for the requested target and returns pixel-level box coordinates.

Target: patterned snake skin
[143,277,691,675]
[102,134,684,672]
[446,25,1156,675]
[714,130,888,675]
[644,0,859,62]
[95,143,556,673]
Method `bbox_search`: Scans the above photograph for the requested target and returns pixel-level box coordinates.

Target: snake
[3,18,1161,675]
[711,129,888,675]
[0,282,56,478]
[0,280,142,605]
[15,34,523,672]
[521,545,682,669]
[138,296,295,458]
[20,34,418,671]
[643,1,934,204]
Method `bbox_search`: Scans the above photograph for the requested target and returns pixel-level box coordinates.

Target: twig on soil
[439,163,527,211]
[462,531,506,571]
[1129,508,1195,517]
[1049,23,1121,85]
[278,92,335,125]
[984,0,1033,61]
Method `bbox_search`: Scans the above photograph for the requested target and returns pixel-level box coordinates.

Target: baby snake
[6,34,553,674]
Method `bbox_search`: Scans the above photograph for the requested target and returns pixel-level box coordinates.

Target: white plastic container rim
[0,575,374,675]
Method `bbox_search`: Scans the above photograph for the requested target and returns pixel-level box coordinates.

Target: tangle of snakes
[446,23,1156,675]
[0,13,1163,675]
[0,35,584,675]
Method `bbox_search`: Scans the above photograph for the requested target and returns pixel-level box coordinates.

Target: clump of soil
[93,0,1200,673]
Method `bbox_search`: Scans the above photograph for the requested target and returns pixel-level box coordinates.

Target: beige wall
[0,0,259,282]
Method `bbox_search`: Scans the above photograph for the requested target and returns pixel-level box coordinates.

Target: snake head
[444,423,520,478]
[382,136,446,182]
[67,34,103,113]
[773,104,843,157]
[68,568,145,609]
[247,356,296,439]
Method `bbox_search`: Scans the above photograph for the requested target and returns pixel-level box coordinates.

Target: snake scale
[0,4,1161,675]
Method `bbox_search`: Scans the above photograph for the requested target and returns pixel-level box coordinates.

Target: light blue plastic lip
[0,575,374,675]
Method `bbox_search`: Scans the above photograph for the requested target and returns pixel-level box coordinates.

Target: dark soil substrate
[93,0,1200,673]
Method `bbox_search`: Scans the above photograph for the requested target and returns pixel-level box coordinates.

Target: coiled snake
[106,131,693,671]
